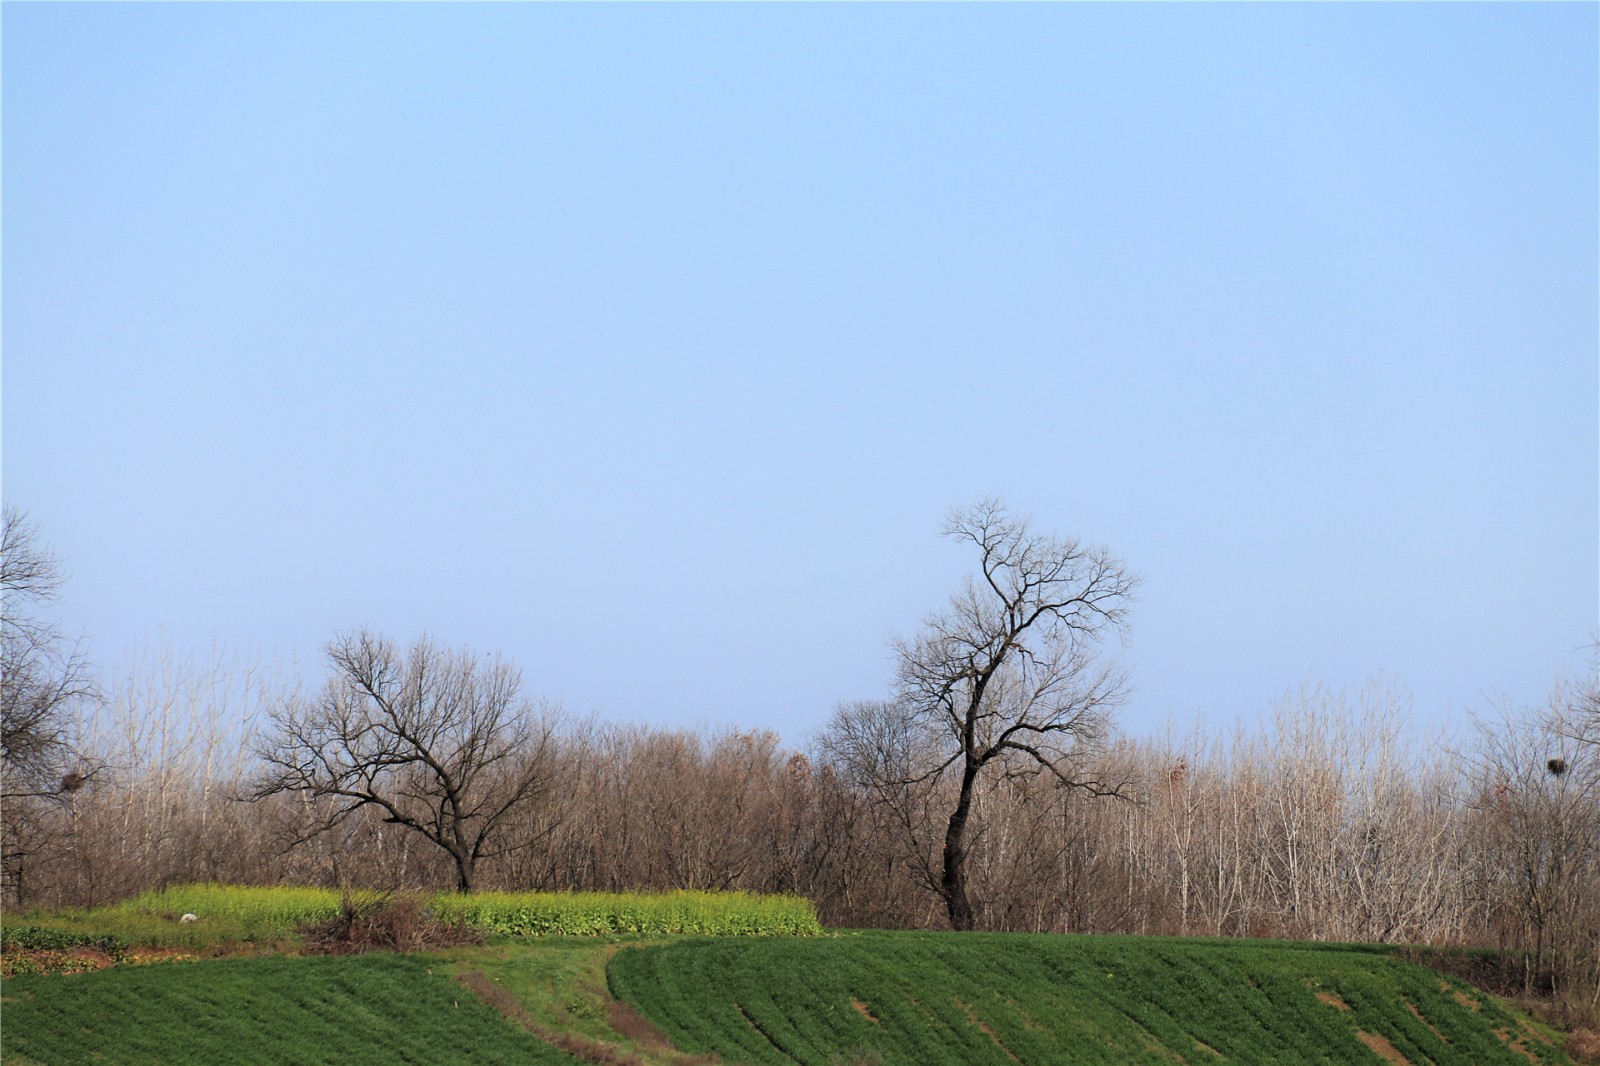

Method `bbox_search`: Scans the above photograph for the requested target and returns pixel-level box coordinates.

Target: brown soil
[1493,1026,1540,1064]
[1355,1030,1410,1065]
[1316,991,1351,1011]
[606,996,695,1058]
[1405,1002,1448,1043]
[1565,1028,1600,1063]
[0,947,116,976]
[68,947,117,967]
[952,997,1020,1063]
[851,999,881,1025]
[455,969,715,1066]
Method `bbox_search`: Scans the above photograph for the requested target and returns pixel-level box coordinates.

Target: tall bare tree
[1,506,96,801]
[1,507,100,906]
[836,499,1138,930]
[253,630,558,892]
[1464,689,1600,1018]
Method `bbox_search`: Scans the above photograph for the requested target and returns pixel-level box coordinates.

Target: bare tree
[1463,689,1600,1021]
[253,630,558,893]
[1,507,101,907]
[819,696,955,918]
[838,499,1138,930]
[1,506,96,802]
[1566,638,1600,746]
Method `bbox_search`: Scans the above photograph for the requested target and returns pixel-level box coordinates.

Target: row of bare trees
[3,504,1597,1022]
[6,662,1597,1013]
[7,650,1594,1009]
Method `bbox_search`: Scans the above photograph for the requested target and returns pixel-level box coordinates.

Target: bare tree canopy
[1,506,96,801]
[1577,636,1600,742]
[831,498,1138,930]
[253,630,559,892]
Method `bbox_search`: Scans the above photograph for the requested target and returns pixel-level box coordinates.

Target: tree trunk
[941,762,981,930]
[452,850,476,893]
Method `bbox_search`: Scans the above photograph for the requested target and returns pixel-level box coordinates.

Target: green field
[0,887,1581,1065]
[608,931,1574,1065]
[0,952,582,1066]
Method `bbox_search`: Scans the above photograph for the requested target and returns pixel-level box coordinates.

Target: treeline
[5,651,1597,1016]
[3,505,1597,1024]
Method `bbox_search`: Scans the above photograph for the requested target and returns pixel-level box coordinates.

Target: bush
[1,925,127,956]
[297,893,483,955]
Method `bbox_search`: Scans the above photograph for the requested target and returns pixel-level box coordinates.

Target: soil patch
[1405,1002,1447,1043]
[1565,1028,1600,1063]
[457,969,712,1066]
[607,996,686,1056]
[1355,1030,1410,1065]
[953,997,1020,1063]
[1493,1026,1540,1064]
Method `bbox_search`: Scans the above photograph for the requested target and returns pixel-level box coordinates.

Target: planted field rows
[2,890,1575,1065]
[2,883,820,954]
[1,952,583,1066]
[606,931,1573,1065]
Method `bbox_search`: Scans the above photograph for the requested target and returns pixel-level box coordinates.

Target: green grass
[2,892,1576,1066]
[2,885,349,952]
[0,951,584,1066]
[449,940,622,1042]
[444,938,689,1063]
[118,883,349,927]
[606,930,1575,1065]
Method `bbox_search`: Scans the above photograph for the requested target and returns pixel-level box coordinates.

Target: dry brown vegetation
[4,507,1598,1027]
[7,660,1595,1025]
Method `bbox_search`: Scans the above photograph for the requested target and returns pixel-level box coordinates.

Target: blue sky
[4,3,1595,744]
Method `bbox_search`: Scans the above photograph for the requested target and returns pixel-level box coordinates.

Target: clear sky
[4,3,1596,745]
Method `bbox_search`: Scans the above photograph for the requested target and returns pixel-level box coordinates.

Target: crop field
[0,951,582,1066]
[2,887,1581,1066]
[1,883,819,956]
[607,931,1575,1065]
[120,883,349,928]
[430,888,822,937]
[2,885,350,955]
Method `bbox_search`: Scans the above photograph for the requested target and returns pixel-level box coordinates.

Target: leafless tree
[836,499,1138,930]
[253,630,559,893]
[1463,688,1600,1021]
[1,507,99,906]
[818,698,948,899]
[1,506,96,802]
[1565,638,1600,746]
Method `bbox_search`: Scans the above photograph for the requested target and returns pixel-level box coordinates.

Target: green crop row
[607,931,1574,1065]
[2,952,584,1065]
[118,883,349,926]
[3,884,822,949]
[1,925,128,955]
[431,889,822,937]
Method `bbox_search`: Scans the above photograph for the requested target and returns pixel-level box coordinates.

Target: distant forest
[4,504,1596,1024]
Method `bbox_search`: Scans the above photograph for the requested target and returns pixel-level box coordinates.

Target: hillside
[0,952,583,1066]
[0,925,1580,1065]
[608,931,1574,1065]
